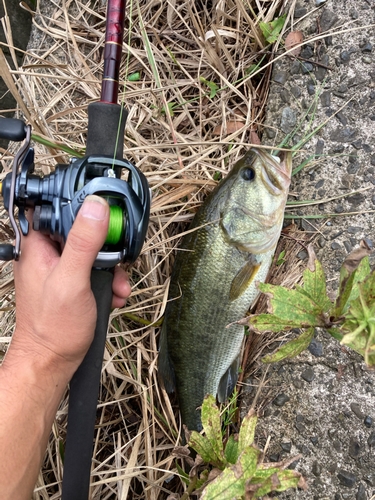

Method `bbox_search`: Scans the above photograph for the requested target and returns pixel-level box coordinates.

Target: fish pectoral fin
[157,325,176,393]
[217,356,240,403]
[229,258,261,302]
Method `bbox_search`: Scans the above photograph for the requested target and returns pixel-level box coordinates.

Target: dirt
[249,0,375,498]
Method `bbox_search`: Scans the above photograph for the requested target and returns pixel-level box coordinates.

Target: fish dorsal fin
[229,257,261,302]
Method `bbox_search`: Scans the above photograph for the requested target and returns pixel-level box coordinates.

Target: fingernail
[80,195,108,220]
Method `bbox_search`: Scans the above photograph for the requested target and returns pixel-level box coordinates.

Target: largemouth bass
[158,148,292,431]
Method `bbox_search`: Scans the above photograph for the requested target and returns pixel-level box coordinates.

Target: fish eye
[241,167,255,181]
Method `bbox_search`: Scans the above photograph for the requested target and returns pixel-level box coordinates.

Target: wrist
[3,328,79,387]
[0,331,73,500]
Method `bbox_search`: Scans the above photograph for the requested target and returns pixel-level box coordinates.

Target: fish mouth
[252,149,292,194]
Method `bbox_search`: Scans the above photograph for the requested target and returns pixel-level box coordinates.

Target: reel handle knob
[0,244,15,261]
[0,118,27,142]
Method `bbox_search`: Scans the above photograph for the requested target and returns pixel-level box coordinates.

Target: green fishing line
[105,205,124,245]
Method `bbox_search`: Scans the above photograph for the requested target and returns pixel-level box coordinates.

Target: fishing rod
[0,0,149,498]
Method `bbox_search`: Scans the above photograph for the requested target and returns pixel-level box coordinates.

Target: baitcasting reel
[0,117,150,268]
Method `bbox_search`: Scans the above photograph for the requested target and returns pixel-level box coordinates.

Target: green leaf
[247,476,274,497]
[189,431,220,465]
[196,470,209,490]
[332,266,359,319]
[175,461,189,486]
[239,446,260,479]
[247,264,329,333]
[277,250,286,266]
[262,327,315,363]
[245,64,258,75]
[199,77,219,99]
[292,154,315,176]
[358,267,375,304]
[221,389,239,432]
[278,470,304,491]
[250,470,300,497]
[332,248,372,318]
[345,257,371,307]
[238,409,257,453]
[327,327,344,342]
[189,395,225,467]
[161,102,177,116]
[260,14,286,43]
[224,435,239,464]
[201,395,224,463]
[201,466,244,499]
[247,313,303,332]
[201,446,260,500]
[301,258,332,312]
[166,47,179,66]
[128,72,140,81]
[257,282,322,325]
[340,271,375,367]
[341,321,368,347]
[250,468,280,481]
[31,134,84,158]
[137,2,161,88]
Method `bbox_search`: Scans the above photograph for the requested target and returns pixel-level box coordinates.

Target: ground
[251,0,375,498]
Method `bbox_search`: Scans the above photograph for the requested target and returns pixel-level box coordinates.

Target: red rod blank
[100,0,127,104]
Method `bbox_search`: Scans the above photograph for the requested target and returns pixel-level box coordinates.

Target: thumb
[58,195,109,283]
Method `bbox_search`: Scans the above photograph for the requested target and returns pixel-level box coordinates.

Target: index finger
[17,209,60,272]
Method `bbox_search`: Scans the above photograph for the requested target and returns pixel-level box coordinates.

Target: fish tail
[217,356,240,403]
[179,397,203,433]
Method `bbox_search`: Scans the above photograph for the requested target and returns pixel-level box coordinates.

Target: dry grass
[0,0,321,498]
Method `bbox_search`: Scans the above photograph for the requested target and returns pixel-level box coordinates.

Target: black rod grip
[61,269,114,500]
[0,118,27,142]
[86,102,128,160]
[0,244,14,261]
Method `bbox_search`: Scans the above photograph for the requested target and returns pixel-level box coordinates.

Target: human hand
[10,195,131,375]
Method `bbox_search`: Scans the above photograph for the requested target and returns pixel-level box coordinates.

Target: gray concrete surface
[250,0,375,498]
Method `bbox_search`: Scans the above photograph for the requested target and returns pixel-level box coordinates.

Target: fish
[158,148,292,431]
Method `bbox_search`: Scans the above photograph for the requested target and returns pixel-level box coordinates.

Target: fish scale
[158,148,291,432]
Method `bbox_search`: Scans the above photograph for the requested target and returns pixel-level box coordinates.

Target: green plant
[221,388,239,435]
[199,77,219,99]
[260,15,286,44]
[175,396,306,499]
[128,72,140,81]
[276,250,286,266]
[243,243,375,367]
